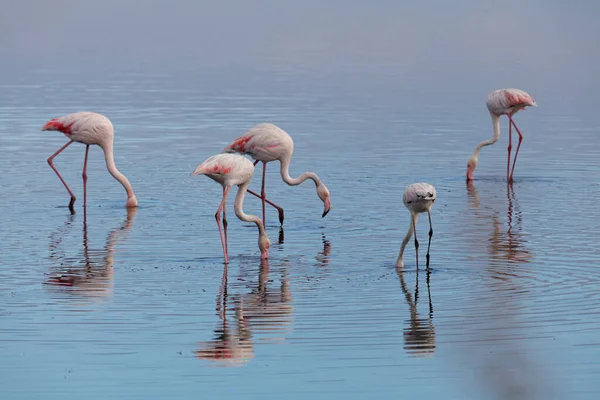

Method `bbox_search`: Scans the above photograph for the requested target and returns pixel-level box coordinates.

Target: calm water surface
[1,70,600,399]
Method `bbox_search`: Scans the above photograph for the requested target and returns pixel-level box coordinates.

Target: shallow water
[1,69,600,400]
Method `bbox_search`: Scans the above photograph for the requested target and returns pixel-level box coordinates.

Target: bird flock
[41,88,536,268]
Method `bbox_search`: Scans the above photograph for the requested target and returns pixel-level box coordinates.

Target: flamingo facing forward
[466,89,537,183]
[191,153,270,264]
[41,112,138,212]
[224,123,331,226]
[396,183,436,269]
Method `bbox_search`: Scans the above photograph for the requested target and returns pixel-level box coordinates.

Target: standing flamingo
[224,123,331,226]
[191,153,270,264]
[41,112,138,212]
[396,183,436,269]
[466,89,537,182]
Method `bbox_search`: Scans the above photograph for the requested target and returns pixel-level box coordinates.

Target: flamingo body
[467,88,537,182]
[41,112,137,211]
[42,112,114,145]
[397,183,436,269]
[226,123,293,163]
[191,153,270,263]
[224,123,331,225]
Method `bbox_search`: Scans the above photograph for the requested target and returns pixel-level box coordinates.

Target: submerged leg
[508,116,524,182]
[215,186,232,264]
[507,117,513,182]
[47,140,76,213]
[425,209,433,269]
[82,145,90,208]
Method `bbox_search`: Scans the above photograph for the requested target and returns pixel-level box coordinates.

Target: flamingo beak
[322,199,331,218]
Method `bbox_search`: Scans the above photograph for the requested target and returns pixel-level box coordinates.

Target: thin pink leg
[47,140,76,213]
[82,145,90,208]
[261,162,267,226]
[215,186,232,264]
[247,189,285,225]
[253,160,260,166]
[507,116,513,182]
[508,116,524,182]
[222,186,228,260]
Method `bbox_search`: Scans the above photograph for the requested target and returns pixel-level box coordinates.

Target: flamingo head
[466,156,478,181]
[126,194,138,208]
[259,233,270,260]
[41,118,62,131]
[317,183,331,217]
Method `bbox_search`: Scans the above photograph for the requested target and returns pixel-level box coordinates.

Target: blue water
[2,2,600,397]
[1,69,599,400]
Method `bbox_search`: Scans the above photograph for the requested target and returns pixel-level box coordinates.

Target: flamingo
[224,123,331,226]
[396,183,436,269]
[191,153,270,264]
[466,89,537,182]
[41,112,138,212]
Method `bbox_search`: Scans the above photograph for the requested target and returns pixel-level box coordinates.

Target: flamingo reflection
[196,259,294,366]
[194,265,254,366]
[46,208,137,301]
[396,266,435,357]
[467,181,533,267]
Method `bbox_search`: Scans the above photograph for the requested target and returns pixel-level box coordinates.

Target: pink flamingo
[396,183,436,269]
[224,123,331,226]
[191,153,270,264]
[41,112,138,212]
[466,89,537,183]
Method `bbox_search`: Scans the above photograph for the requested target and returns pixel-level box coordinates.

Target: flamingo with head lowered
[41,112,138,212]
[191,153,270,264]
[466,89,537,183]
[396,183,437,269]
[224,123,331,226]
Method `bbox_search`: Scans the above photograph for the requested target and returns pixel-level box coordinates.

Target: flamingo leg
[507,116,513,182]
[215,186,232,264]
[47,140,76,213]
[222,186,228,260]
[425,209,433,269]
[247,189,285,225]
[412,213,419,270]
[82,145,90,208]
[261,162,267,226]
[508,116,524,182]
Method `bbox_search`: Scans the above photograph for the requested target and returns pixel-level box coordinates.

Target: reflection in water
[315,233,331,267]
[467,181,533,267]
[396,267,435,357]
[194,265,254,366]
[465,182,551,399]
[196,259,294,366]
[45,208,137,301]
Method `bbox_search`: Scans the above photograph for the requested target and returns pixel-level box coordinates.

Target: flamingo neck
[234,182,266,237]
[101,142,135,199]
[279,154,322,187]
[472,113,501,158]
[396,213,418,267]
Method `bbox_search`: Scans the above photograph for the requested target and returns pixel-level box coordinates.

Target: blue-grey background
[1,1,599,399]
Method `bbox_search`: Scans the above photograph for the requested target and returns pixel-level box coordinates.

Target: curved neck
[397,213,418,265]
[472,113,501,158]
[279,155,321,187]
[234,182,266,237]
[102,142,135,198]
